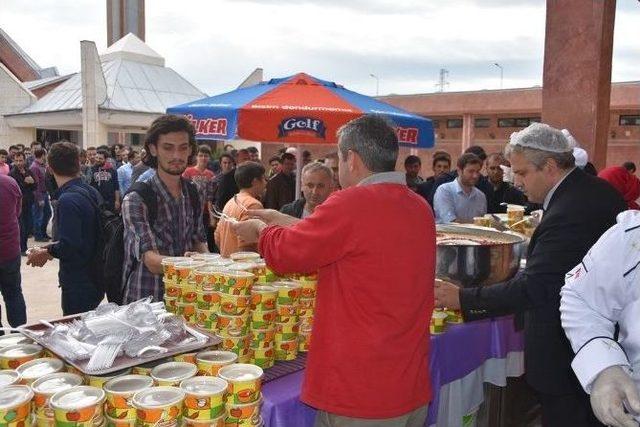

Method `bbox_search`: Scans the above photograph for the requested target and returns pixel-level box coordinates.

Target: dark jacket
[280,198,306,219]
[460,168,626,395]
[264,172,295,211]
[48,178,102,289]
[9,166,36,207]
[489,182,528,214]
[416,176,436,206]
[427,171,494,208]
[214,170,239,211]
[130,162,150,184]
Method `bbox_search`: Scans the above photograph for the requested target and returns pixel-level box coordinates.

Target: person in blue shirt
[117,148,140,194]
[433,153,487,223]
[26,142,103,315]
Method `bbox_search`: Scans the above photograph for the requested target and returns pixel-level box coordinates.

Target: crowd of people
[1,114,640,426]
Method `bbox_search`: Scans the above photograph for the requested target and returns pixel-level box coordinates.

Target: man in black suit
[434,123,626,427]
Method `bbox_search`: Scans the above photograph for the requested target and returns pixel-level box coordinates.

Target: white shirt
[433,178,487,224]
[560,210,640,393]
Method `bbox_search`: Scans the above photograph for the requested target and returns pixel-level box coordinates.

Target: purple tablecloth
[261,316,524,427]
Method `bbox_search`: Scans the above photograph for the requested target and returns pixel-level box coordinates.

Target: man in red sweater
[234,115,435,426]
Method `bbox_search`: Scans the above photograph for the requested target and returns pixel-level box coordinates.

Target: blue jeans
[0,257,27,333]
[19,203,33,252]
[32,197,52,239]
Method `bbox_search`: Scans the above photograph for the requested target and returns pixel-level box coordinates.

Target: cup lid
[151,362,197,381]
[194,265,228,274]
[180,376,228,396]
[50,386,105,410]
[0,385,33,410]
[132,386,185,408]
[221,270,255,279]
[206,258,234,267]
[161,256,189,266]
[174,260,205,269]
[0,370,20,387]
[104,375,154,394]
[218,363,263,382]
[16,357,64,379]
[190,253,222,261]
[31,372,84,394]
[0,333,33,349]
[196,350,237,364]
[229,251,261,260]
[252,285,276,293]
[271,281,301,290]
[0,343,42,358]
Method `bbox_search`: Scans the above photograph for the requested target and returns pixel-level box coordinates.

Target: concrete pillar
[81,41,108,149]
[542,0,616,170]
[462,114,474,151]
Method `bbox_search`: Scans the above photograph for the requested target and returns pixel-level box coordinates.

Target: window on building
[530,117,541,123]
[498,118,516,127]
[447,119,463,128]
[620,115,640,126]
[515,118,530,127]
[431,119,440,129]
[474,118,491,128]
[131,134,142,146]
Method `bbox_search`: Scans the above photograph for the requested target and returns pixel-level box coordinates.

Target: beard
[159,161,187,176]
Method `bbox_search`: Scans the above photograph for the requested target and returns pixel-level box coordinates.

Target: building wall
[0,64,36,148]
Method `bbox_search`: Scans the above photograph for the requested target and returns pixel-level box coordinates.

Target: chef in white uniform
[561,210,640,427]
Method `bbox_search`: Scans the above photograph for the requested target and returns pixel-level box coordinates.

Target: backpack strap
[126,181,158,226]
[184,180,201,225]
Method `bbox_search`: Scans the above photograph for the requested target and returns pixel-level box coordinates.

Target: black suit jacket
[460,168,627,395]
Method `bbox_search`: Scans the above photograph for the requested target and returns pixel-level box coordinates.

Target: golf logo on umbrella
[278,117,326,139]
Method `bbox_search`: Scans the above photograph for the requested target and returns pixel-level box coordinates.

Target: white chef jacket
[561,210,640,393]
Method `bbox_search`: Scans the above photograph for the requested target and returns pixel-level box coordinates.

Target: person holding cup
[233,115,435,427]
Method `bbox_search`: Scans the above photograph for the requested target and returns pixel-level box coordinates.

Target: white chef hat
[561,129,588,167]
[508,122,573,153]
[572,147,588,168]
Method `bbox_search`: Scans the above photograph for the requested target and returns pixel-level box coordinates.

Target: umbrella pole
[295,144,303,199]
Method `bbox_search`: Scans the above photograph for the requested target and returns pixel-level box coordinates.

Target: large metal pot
[436,224,526,287]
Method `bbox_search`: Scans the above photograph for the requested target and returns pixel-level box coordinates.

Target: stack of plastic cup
[218,364,263,427]
[173,260,205,325]
[161,257,190,314]
[216,270,255,363]
[295,275,317,353]
[271,281,302,361]
[251,259,277,284]
[249,285,278,368]
[193,266,226,332]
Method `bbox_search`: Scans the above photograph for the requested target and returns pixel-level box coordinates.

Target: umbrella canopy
[167,73,434,148]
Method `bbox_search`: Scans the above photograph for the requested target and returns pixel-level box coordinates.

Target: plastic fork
[211,206,239,224]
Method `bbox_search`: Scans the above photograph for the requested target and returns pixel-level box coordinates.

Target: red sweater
[259,182,435,419]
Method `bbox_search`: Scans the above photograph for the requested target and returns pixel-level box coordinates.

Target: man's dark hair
[246,146,259,154]
[281,152,296,163]
[268,155,281,164]
[30,141,41,148]
[8,145,18,151]
[128,150,138,161]
[34,148,46,159]
[143,114,197,168]
[337,115,398,173]
[0,149,8,156]
[114,143,124,151]
[404,155,421,167]
[48,142,80,177]
[234,161,266,189]
[13,151,25,160]
[219,153,234,164]
[96,149,110,159]
[197,145,212,156]
[432,154,451,168]
[302,150,311,158]
[623,161,636,174]
[457,153,483,170]
[97,145,109,151]
[87,146,96,151]
[16,144,25,150]
[464,145,487,161]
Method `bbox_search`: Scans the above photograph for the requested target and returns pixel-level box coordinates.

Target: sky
[0,0,638,97]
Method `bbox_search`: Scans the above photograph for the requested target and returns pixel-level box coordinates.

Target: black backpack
[72,180,200,305]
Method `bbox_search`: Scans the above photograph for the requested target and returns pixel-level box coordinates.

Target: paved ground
[0,237,62,329]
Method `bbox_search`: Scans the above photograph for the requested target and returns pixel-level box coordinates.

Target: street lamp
[369,73,379,96]
[493,63,503,89]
